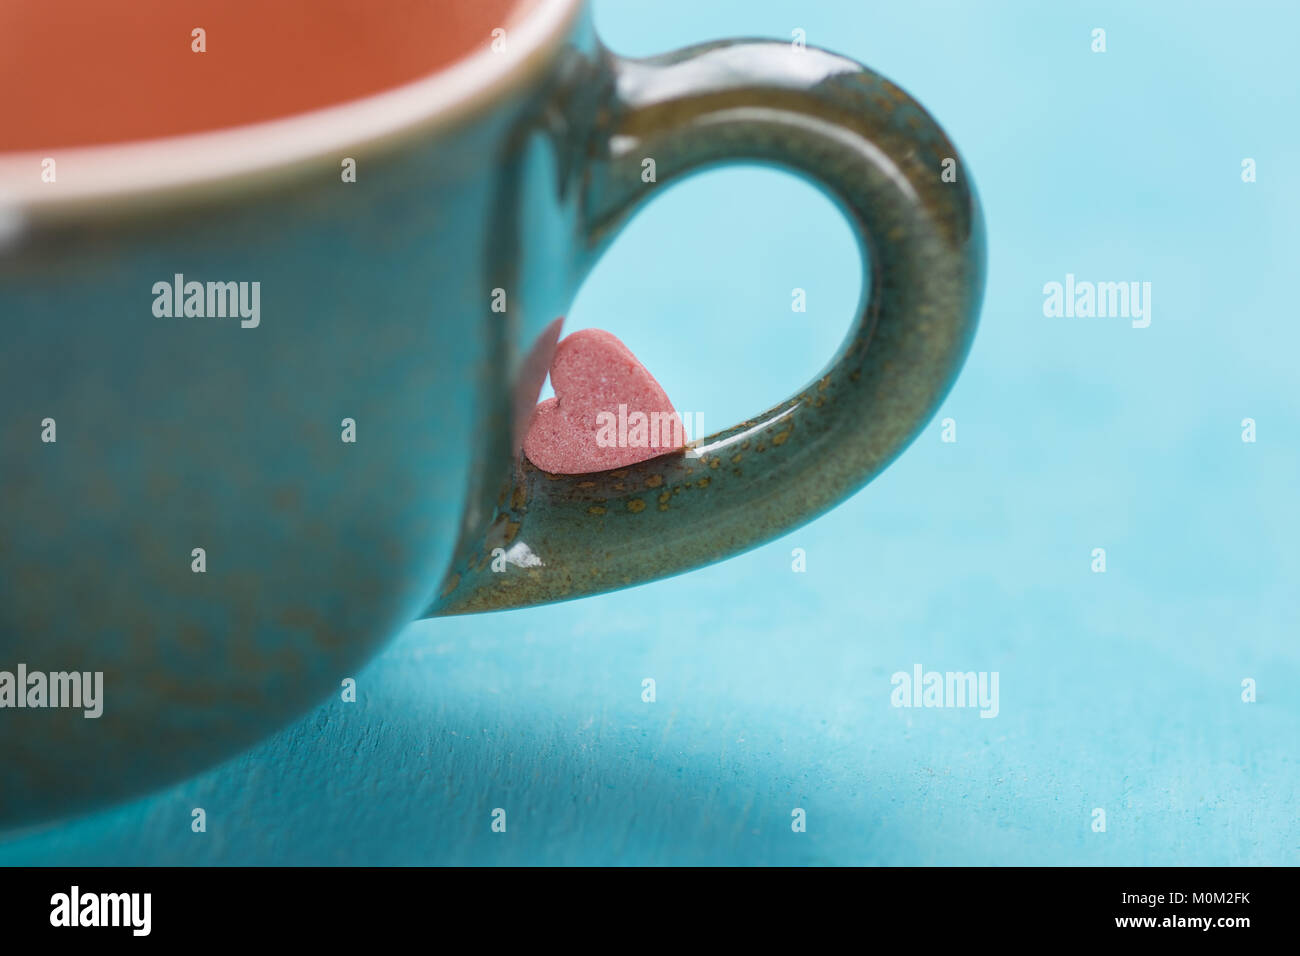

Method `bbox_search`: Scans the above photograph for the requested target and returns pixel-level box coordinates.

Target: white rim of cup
[0,0,582,218]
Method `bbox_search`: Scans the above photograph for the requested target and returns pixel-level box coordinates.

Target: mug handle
[433,38,985,615]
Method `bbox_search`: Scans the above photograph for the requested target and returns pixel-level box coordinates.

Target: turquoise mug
[0,0,984,826]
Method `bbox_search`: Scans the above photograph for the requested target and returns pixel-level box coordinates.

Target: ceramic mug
[0,0,984,826]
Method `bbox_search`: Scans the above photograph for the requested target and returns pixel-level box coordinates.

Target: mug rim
[0,0,582,218]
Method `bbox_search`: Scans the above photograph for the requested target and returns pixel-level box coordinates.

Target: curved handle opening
[433,38,985,616]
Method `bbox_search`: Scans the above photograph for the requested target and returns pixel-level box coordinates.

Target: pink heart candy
[523,328,686,474]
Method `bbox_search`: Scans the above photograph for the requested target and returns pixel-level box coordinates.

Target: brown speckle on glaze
[432,37,983,618]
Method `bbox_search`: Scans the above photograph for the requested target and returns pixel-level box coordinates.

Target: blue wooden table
[3,0,1296,866]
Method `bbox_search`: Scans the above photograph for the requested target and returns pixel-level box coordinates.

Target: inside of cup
[1,0,541,151]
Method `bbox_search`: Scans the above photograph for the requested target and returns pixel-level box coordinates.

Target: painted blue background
[3,0,1297,865]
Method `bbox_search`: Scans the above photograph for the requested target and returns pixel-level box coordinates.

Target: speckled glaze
[434,39,985,613]
[0,2,982,827]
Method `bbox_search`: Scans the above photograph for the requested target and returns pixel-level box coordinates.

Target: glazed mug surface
[0,0,984,826]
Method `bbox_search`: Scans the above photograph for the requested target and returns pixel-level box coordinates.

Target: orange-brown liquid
[1,0,534,150]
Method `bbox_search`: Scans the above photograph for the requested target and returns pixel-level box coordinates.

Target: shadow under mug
[0,0,985,827]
